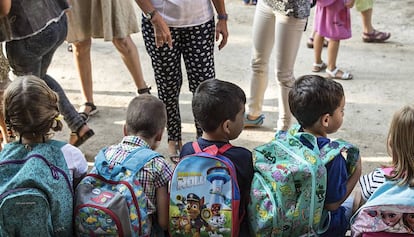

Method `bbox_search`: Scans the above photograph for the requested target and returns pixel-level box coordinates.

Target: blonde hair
[3,75,62,140]
[387,104,414,186]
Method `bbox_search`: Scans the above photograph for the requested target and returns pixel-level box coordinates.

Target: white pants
[247,0,307,131]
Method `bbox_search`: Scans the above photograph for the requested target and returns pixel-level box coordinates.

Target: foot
[244,114,265,128]
[69,124,95,147]
[312,61,327,72]
[326,67,353,80]
[78,102,98,122]
[362,29,391,43]
[168,140,182,165]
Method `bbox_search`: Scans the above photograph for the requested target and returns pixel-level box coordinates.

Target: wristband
[217,14,228,20]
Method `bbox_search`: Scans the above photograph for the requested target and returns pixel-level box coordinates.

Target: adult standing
[244,0,312,131]
[0,0,94,147]
[66,0,151,121]
[134,0,229,164]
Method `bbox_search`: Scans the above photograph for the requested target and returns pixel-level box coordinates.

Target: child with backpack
[0,75,88,236]
[74,94,173,236]
[178,79,254,237]
[289,75,361,236]
[289,74,361,236]
[351,104,414,236]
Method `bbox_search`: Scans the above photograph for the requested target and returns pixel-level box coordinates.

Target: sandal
[137,86,151,95]
[78,102,98,122]
[312,61,327,72]
[362,29,391,43]
[70,126,95,147]
[244,114,265,128]
[306,37,329,49]
[168,141,181,165]
[326,67,353,80]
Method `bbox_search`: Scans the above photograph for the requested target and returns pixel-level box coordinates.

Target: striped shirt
[104,136,173,214]
[359,168,387,201]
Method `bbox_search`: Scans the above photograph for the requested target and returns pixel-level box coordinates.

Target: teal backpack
[0,140,74,237]
[248,125,359,236]
[74,146,160,237]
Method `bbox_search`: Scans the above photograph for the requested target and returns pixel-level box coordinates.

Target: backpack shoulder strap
[94,146,161,179]
[191,141,232,156]
[320,139,360,175]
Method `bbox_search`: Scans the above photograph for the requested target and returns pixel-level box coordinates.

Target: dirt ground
[48,0,414,174]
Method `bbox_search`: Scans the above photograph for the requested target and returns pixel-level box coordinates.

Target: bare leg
[72,39,94,113]
[112,36,148,90]
[360,8,374,34]
[313,32,325,65]
[327,39,340,71]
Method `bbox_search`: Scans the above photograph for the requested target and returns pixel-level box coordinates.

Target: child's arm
[325,156,362,211]
[156,185,169,230]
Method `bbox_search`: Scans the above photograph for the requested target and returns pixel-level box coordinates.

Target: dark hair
[192,79,246,132]
[289,75,344,128]
[125,95,166,138]
[3,76,62,139]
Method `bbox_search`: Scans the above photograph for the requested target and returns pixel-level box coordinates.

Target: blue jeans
[6,15,84,132]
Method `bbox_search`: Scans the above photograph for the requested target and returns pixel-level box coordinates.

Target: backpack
[74,146,160,237]
[0,140,74,237]
[248,125,359,237]
[351,168,414,237]
[169,142,241,237]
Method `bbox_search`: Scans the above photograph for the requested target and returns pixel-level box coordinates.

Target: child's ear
[155,129,163,142]
[222,119,231,134]
[123,124,127,136]
[321,113,330,127]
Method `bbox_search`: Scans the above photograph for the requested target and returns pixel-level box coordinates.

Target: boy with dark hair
[180,79,253,237]
[98,94,172,234]
[289,75,362,236]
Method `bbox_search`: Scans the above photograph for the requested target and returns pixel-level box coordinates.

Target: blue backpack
[0,140,74,237]
[74,146,160,237]
[169,142,242,237]
[248,125,359,236]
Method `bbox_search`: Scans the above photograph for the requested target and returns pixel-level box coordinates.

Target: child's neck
[20,136,46,144]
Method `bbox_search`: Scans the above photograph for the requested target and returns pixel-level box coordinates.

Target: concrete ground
[48,0,414,175]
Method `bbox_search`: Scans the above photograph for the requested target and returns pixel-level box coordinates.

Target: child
[180,79,254,237]
[97,94,173,234]
[312,0,354,80]
[358,105,414,205]
[288,75,362,236]
[2,75,88,187]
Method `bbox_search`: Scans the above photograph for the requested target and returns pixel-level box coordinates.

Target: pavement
[48,0,414,174]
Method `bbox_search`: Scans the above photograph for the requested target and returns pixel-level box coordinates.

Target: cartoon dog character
[184,193,210,237]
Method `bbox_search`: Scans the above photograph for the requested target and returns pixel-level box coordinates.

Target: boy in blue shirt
[180,79,253,237]
[288,75,362,236]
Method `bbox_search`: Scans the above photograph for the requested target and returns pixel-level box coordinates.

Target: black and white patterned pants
[142,18,215,142]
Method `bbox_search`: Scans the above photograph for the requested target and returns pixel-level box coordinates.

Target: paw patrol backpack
[248,124,360,236]
[74,146,160,237]
[169,142,241,237]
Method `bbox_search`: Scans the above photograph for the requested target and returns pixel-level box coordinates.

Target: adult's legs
[6,15,93,146]
[112,36,149,91]
[182,19,216,138]
[356,0,390,42]
[274,13,307,131]
[247,0,275,121]
[142,19,183,159]
[72,39,94,107]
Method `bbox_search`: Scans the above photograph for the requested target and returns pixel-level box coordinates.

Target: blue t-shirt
[300,135,349,237]
[180,138,254,237]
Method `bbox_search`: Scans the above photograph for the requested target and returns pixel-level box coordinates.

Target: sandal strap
[326,67,339,77]
[137,86,151,95]
[83,102,97,110]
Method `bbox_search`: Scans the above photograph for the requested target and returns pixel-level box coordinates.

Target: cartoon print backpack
[0,140,74,237]
[74,146,160,237]
[248,124,360,237]
[351,168,414,237]
[169,142,241,237]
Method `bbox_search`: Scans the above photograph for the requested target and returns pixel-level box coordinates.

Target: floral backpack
[351,168,414,237]
[248,124,360,236]
[74,147,160,237]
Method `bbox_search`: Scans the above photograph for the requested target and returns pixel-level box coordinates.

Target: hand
[151,13,173,49]
[215,19,228,50]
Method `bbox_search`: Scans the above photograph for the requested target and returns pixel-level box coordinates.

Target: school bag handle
[192,141,232,155]
[94,146,160,179]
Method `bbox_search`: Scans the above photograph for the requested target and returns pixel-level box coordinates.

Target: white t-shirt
[61,143,88,180]
[152,0,214,27]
